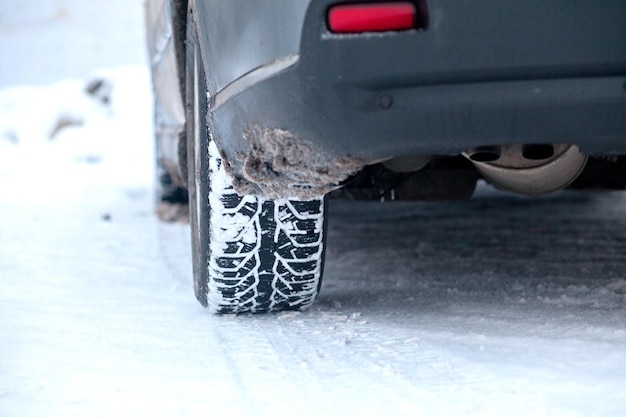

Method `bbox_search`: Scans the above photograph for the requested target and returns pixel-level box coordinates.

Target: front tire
[186,12,326,313]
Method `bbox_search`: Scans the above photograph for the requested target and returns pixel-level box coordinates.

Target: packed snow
[1,1,625,416]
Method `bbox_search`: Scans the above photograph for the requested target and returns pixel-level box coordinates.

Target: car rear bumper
[207,0,626,195]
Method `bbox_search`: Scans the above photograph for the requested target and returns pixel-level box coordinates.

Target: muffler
[463,144,588,196]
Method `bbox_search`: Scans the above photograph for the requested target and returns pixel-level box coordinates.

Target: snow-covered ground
[0,0,147,88]
[1,2,625,416]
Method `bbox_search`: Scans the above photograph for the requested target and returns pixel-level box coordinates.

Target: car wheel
[185,12,326,313]
[147,0,189,219]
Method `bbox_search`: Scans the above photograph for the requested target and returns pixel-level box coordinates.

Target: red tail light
[327,2,418,34]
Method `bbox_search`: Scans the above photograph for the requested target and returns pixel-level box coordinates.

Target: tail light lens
[327,2,418,34]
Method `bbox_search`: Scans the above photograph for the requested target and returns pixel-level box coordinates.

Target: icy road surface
[1,1,625,416]
[2,68,626,417]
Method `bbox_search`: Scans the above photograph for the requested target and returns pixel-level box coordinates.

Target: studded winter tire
[185,13,326,314]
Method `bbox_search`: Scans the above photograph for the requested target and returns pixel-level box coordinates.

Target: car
[146,0,626,313]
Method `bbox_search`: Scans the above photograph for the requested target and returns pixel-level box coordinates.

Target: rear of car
[147,0,626,313]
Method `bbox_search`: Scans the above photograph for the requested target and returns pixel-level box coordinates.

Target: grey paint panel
[192,0,310,94]
[301,0,626,86]
[186,0,625,197]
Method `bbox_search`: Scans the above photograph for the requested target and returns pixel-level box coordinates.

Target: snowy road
[1,76,625,417]
[1,1,626,416]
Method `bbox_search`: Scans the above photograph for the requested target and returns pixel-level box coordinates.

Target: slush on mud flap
[231,125,364,200]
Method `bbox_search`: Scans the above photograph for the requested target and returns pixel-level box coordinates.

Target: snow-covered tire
[186,12,326,313]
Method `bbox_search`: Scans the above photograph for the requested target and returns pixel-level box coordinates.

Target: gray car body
[150,0,626,199]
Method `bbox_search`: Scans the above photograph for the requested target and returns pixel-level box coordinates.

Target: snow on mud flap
[202,141,325,313]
